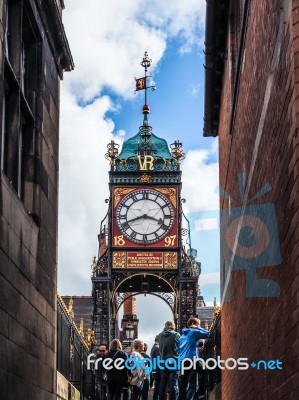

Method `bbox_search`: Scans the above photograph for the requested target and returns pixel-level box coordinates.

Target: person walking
[96,344,108,399]
[130,339,146,400]
[195,341,205,400]
[150,336,161,400]
[140,343,150,400]
[178,317,210,400]
[105,339,129,400]
[158,321,180,400]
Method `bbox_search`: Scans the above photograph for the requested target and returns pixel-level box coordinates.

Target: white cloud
[58,88,124,293]
[139,0,206,53]
[200,272,220,287]
[195,218,218,231]
[62,0,205,101]
[181,146,219,213]
[205,301,220,307]
[62,0,165,100]
[189,83,201,97]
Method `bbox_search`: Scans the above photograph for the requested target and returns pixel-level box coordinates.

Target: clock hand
[126,215,146,223]
[144,215,164,224]
[127,214,163,224]
[128,208,143,218]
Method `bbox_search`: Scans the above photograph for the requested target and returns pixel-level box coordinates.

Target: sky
[58,0,220,344]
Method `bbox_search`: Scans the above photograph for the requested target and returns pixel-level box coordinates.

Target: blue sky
[59,0,220,342]
[104,46,206,150]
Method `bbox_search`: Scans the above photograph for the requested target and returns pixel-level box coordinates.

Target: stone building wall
[0,1,73,398]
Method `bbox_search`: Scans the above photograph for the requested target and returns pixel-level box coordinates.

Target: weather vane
[135,51,156,115]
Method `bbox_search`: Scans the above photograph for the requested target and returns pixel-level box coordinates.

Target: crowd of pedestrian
[95,317,210,400]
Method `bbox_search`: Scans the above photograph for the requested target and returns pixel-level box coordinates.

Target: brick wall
[219,0,299,398]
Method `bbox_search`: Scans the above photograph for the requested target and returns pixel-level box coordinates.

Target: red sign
[127,252,163,268]
[112,251,178,269]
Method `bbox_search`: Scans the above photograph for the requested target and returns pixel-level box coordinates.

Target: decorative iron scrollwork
[179,281,197,328]
[105,140,120,167]
[155,292,175,307]
[115,292,131,310]
[170,140,185,164]
[113,271,133,289]
[155,159,165,171]
[181,228,188,236]
[115,291,177,316]
[97,250,108,276]
[127,159,139,171]
[181,250,192,277]
[93,282,111,345]
[162,272,178,287]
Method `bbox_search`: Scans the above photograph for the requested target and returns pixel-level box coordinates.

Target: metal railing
[199,311,221,399]
[57,296,94,399]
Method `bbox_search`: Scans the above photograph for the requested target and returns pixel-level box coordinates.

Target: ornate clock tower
[91,53,199,345]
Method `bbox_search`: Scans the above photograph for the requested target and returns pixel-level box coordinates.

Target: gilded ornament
[114,188,136,207]
[156,188,177,208]
[68,297,74,319]
[140,173,151,183]
[164,252,177,268]
[113,252,126,268]
[91,256,97,273]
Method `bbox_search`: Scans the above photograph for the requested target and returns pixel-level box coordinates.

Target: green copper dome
[118,131,172,159]
[111,115,184,173]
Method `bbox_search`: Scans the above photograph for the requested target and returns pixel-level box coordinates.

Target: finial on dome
[143,104,150,115]
[134,51,155,117]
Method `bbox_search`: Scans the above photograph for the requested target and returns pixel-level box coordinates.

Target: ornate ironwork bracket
[111,272,179,319]
[114,291,177,317]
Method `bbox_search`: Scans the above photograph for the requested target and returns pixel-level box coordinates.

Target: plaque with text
[112,251,178,269]
[128,252,163,268]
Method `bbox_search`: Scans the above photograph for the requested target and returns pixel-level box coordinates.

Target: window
[0,0,41,202]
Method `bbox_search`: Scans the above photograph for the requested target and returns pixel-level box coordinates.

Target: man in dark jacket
[150,336,161,400]
[95,344,108,399]
[158,321,180,400]
[178,317,210,400]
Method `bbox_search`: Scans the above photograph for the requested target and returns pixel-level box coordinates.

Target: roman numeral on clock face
[160,223,169,231]
[130,231,137,240]
[131,193,138,201]
[121,222,130,231]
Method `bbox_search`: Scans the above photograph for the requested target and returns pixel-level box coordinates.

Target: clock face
[116,189,175,244]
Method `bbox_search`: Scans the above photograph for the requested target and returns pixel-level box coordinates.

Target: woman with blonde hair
[130,339,146,400]
[105,339,130,400]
